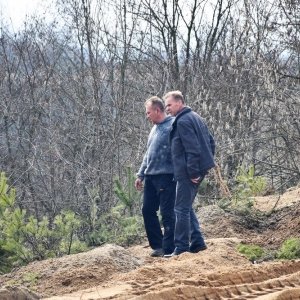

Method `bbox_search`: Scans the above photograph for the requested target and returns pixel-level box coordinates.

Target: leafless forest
[0,0,299,221]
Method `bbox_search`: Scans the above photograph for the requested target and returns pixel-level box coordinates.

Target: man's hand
[135,178,144,191]
[191,177,200,183]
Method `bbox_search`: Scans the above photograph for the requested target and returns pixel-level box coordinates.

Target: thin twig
[212,163,232,198]
[270,195,281,212]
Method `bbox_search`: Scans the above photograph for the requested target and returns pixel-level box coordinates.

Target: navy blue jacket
[170,106,215,181]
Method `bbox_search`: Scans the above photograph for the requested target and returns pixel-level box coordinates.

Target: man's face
[165,96,181,116]
[145,104,160,124]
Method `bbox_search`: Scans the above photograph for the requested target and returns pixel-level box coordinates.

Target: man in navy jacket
[163,91,215,257]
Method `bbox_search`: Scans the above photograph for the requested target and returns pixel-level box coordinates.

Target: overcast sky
[0,0,45,29]
[1,0,216,32]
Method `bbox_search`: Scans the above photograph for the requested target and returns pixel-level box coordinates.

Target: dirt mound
[0,244,143,298]
[42,239,300,300]
[0,285,40,300]
[1,186,300,300]
[253,185,300,212]
[198,187,300,249]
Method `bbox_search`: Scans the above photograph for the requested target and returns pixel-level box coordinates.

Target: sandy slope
[1,185,300,300]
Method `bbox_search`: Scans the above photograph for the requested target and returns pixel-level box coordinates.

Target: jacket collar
[175,106,191,120]
[171,106,191,131]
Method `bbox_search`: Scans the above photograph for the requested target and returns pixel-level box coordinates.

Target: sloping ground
[0,285,40,300]
[0,244,143,298]
[1,186,300,300]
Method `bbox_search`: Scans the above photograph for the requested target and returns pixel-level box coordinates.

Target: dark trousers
[142,174,176,254]
[174,178,206,253]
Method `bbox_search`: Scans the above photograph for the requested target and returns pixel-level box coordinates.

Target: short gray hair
[163,90,184,104]
[144,96,165,111]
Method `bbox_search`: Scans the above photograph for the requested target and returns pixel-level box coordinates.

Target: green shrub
[0,239,12,274]
[217,197,232,209]
[113,165,142,216]
[277,238,300,260]
[0,172,89,270]
[83,166,146,248]
[235,165,267,197]
[23,272,42,284]
[218,165,267,215]
[94,165,145,247]
[98,205,145,247]
[53,210,89,255]
[0,169,146,271]
[237,243,263,261]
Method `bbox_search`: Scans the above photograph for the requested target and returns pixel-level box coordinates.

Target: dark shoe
[164,249,186,258]
[190,244,207,253]
[163,253,176,258]
[150,248,164,257]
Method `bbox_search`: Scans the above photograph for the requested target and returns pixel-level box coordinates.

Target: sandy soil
[1,185,300,300]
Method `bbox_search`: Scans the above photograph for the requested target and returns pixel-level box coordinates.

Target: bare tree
[1,0,300,222]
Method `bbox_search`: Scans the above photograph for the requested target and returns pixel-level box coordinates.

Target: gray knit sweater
[137,115,174,179]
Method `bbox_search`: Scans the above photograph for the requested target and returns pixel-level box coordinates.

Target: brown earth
[1,185,300,300]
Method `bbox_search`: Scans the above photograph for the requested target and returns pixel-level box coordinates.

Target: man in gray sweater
[135,96,176,257]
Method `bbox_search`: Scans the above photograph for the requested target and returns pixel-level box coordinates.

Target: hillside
[1,185,300,300]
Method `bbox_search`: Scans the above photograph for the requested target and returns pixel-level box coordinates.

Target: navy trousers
[174,178,206,253]
[142,174,176,254]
